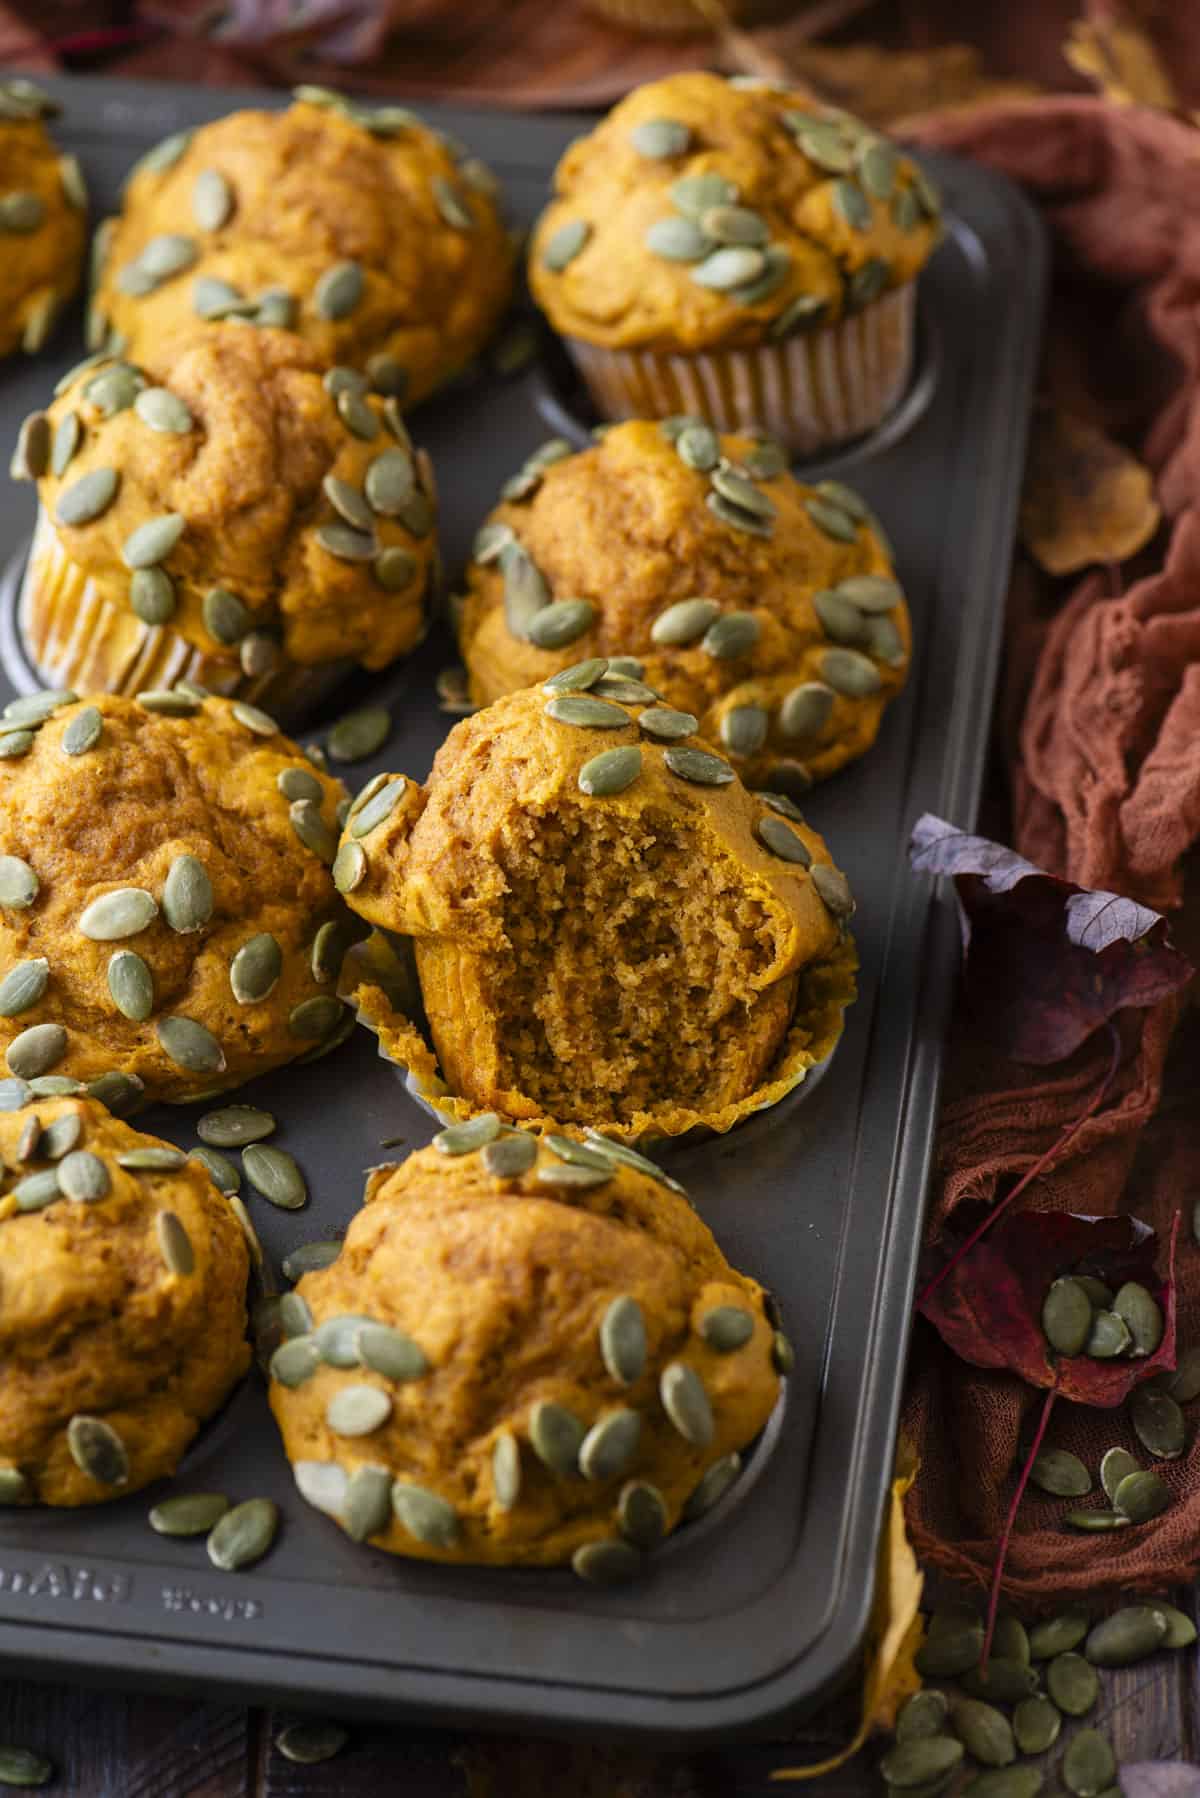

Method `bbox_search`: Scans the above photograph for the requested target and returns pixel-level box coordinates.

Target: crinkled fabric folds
[901,97,1200,1603]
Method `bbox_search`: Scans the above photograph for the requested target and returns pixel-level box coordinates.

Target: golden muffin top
[334,681,851,971]
[0,80,87,359]
[529,72,940,353]
[459,419,909,790]
[269,1135,785,1573]
[0,690,359,1107]
[93,93,515,408]
[0,1096,250,1506]
[14,324,436,672]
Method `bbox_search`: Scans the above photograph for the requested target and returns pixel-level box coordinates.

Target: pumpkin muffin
[336,681,856,1142]
[91,89,513,410]
[459,420,908,791]
[0,1095,250,1508]
[529,71,940,454]
[269,1135,787,1576]
[11,324,436,719]
[0,79,86,361]
[0,690,359,1110]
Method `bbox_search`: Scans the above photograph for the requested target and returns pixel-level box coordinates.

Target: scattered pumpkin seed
[1009,1694,1062,1756]
[1063,1730,1116,1797]
[67,1414,128,1486]
[1086,1605,1168,1666]
[1164,1344,1200,1402]
[0,1746,53,1787]
[156,1015,225,1075]
[314,259,364,320]
[1114,1463,1171,1529]
[243,1143,307,1209]
[953,1698,1015,1768]
[6,1023,66,1080]
[1131,1386,1187,1459]
[959,1660,1040,1704]
[1156,1603,1197,1648]
[1064,1509,1131,1531]
[572,1539,641,1585]
[434,1113,501,1155]
[230,933,282,1004]
[965,1771,1045,1798]
[198,1106,275,1149]
[392,1482,460,1547]
[681,1452,742,1521]
[207,1497,279,1570]
[895,1690,950,1743]
[1113,1280,1164,1355]
[879,1739,963,1789]
[149,1493,229,1537]
[542,219,590,271]
[56,466,119,527]
[327,705,390,763]
[1031,1448,1091,1497]
[1030,1612,1090,1660]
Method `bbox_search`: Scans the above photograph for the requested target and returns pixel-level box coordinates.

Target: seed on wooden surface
[1012,1694,1061,1755]
[1085,1605,1169,1666]
[275,1721,349,1766]
[1029,1611,1089,1660]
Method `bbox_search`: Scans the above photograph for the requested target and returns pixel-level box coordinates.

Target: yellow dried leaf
[771,1440,924,1781]
[1019,408,1161,577]
[1065,8,1178,111]
[721,40,1038,129]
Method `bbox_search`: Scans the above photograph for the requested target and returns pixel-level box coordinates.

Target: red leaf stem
[981,1381,1059,1670]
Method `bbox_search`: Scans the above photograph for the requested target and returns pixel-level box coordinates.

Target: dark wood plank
[0,1680,253,1797]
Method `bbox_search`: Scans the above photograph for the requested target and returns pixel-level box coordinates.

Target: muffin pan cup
[0,76,1045,1744]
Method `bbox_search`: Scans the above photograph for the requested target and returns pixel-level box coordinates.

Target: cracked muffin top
[269,1134,787,1575]
[458,420,910,792]
[0,1096,249,1507]
[529,71,939,354]
[0,690,359,1108]
[0,79,86,360]
[94,92,514,409]
[16,324,436,673]
[336,681,856,1140]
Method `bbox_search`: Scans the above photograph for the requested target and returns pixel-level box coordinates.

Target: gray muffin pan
[0,75,1046,1744]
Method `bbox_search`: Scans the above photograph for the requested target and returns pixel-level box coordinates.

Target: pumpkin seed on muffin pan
[207,1498,279,1571]
[328,705,390,763]
[243,1144,307,1209]
[149,1493,229,1537]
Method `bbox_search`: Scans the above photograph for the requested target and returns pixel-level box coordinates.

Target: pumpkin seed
[699,1305,755,1352]
[0,857,37,909]
[660,1362,713,1447]
[691,246,766,291]
[142,233,199,280]
[133,385,193,434]
[1086,1605,1168,1666]
[374,546,419,590]
[28,1076,82,1097]
[7,1023,66,1080]
[327,1385,393,1437]
[155,1210,194,1276]
[293,1459,348,1516]
[366,353,408,396]
[711,470,776,526]
[392,1482,460,1547]
[274,1719,349,1767]
[849,257,891,309]
[1113,1467,1170,1523]
[280,1242,339,1283]
[763,792,806,822]
[156,1016,225,1075]
[1164,1344,1200,1401]
[681,1452,743,1522]
[106,951,153,1022]
[278,766,323,805]
[769,293,828,339]
[525,598,595,652]
[122,512,185,570]
[663,745,735,787]
[651,599,719,646]
[330,841,365,895]
[757,815,813,866]
[700,611,760,661]
[289,799,337,862]
[279,1292,313,1338]
[350,778,406,838]
[813,588,867,647]
[804,496,858,543]
[11,410,49,481]
[857,138,898,201]
[149,1492,229,1537]
[327,705,390,764]
[200,585,251,644]
[4,689,75,725]
[0,1747,52,1788]
[59,705,102,758]
[474,522,514,566]
[1131,1386,1187,1458]
[67,1415,128,1485]
[230,933,282,1004]
[1064,1509,1131,1531]
[572,1539,642,1585]
[118,1146,186,1171]
[578,745,642,797]
[776,684,835,744]
[633,707,694,744]
[355,1322,427,1382]
[675,425,721,472]
[162,854,213,934]
[0,1077,31,1110]
[432,173,473,231]
[1012,1694,1062,1755]
[895,1690,950,1743]
[207,1497,279,1570]
[0,730,33,759]
[477,1132,534,1180]
[191,166,232,232]
[12,1168,60,1211]
[315,519,376,563]
[832,177,872,231]
[818,646,883,697]
[271,1336,320,1388]
[579,1409,641,1481]
[192,275,248,318]
[645,216,713,262]
[434,1113,501,1155]
[314,259,364,320]
[584,1130,686,1194]
[337,389,379,441]
[197,1106,275,1149]
[631,117,691,158]
[537,1161,611,1191]
[1156,1603,1197,1648]
[136,688,197,717]
[129,569,176,625]
[343,1467,392,1543]
[716,705,766,759]
[965,1771,1045,1798]
[785,116,855,173]
[39,1114,80,1160]
[1031,1448,1091,1497]
[808,864,854,922]
[56,466,119,526]
[243,1143,307,1209]
[529,1400,585,1475]
[953,1698,1015,1768]
[865,614,906,667]
[1041,1276,1095,1354]
[879,1739,963,1789]
[672,173,739,217]
[542,219,590,271]
[0,958,47,1017]
[1063,1730,1116,1797]
[1030,1612,1090,1660]
[599,1295,647,1386]
[364,448,417,517]
[1113,1280,1164,1355]
[838,573,902,613]
[545,695,629,730]
[0,190,45,234]
[591,676,658,704]
[14,1115,40,1161]
[959,1660,1040,1703]
[85,362,145,417]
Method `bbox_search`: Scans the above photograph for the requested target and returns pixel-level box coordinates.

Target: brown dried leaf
[1064,4,1179,111]
[1020,407,1160,577]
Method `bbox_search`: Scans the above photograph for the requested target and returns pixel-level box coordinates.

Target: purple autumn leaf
[909,813,1192,1063]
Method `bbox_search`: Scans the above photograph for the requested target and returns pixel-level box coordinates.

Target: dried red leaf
[909,814,1191,1063]
[918,1208,1178,1406]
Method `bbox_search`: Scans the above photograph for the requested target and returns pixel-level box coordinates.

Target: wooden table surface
[3,1583,1196,1794]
